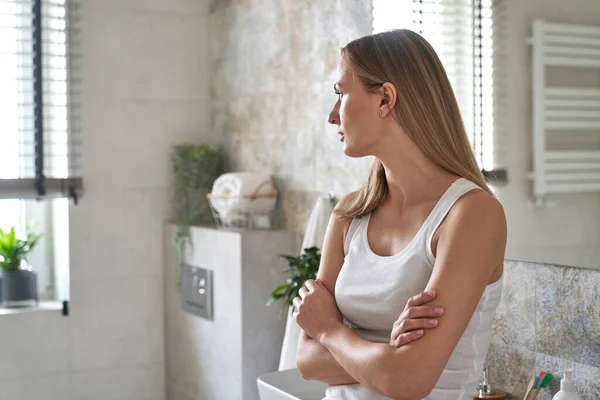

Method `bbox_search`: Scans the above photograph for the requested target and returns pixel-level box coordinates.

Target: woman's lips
[338,132,344,142]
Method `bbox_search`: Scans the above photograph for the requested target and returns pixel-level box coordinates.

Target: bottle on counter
[551,369,582,400]
[474,366,506,400]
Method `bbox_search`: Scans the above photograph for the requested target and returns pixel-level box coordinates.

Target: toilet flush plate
[181,264,213,320]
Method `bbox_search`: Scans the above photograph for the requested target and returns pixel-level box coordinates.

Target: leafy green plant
[171,144,227,247]
[0,225,42,273]
[170,144,227,287]
[171,144,227,230]
[267,246,321,309]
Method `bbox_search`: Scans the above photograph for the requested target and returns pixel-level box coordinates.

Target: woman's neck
[378,148,458,211]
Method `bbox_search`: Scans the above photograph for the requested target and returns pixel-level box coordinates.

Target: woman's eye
[335,91,343,99]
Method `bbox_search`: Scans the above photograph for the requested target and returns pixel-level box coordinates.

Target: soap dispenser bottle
[474,367,506,400]
[551,369,582,400]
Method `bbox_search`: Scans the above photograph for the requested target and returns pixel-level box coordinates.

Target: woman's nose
[328,103,340,126]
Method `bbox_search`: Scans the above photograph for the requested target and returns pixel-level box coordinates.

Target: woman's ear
[379,82,397,116]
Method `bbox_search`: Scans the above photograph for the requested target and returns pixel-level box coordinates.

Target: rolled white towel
[210,172,277,217]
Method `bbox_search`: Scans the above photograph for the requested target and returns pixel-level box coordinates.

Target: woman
[293,29,506,400]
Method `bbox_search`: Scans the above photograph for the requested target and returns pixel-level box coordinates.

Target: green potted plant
[267,246,321,309]
[0,225,41,306]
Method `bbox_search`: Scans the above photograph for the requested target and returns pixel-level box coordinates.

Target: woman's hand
[390,290,444,347]
[293,279,344,343]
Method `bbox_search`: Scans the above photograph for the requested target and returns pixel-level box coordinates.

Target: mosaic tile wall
[486,260,600,399]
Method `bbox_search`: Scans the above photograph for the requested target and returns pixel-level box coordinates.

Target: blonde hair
[334,29,493,219]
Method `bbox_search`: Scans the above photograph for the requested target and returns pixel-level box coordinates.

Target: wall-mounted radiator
[528,19,600,200]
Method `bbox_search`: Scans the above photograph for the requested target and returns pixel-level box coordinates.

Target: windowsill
[0,301,62,316]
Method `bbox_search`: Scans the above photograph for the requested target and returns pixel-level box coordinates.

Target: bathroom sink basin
[257,368,328,400]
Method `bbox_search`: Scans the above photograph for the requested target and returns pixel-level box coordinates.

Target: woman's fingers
[298,286,308,299]
[391,329,424,347]
[387,291,444,347]
[390,317,438,341]
[292,296,302,309]
[405,290,437,309]
[402,305,445,319]
[389,305,444,345]
[304,279,316,291]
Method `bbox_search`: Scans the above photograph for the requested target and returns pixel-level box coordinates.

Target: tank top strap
[344,216,364,257]
[422,178,484,263]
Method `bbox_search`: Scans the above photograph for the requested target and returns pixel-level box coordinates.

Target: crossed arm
[295,191,506,400]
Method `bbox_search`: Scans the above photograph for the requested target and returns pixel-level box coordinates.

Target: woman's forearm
[296,332,359,385]
[318,324,424,400]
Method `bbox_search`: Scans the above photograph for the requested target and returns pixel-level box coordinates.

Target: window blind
[373,0,506,182]
[0,0,81,201]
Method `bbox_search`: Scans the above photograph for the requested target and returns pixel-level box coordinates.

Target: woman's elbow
[296,343,317,380]
[381,372,434,400]
[296,356,312,380]
[383,386,433,400]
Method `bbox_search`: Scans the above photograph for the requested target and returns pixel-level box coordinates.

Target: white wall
[0,0,211,399]
[497,0,600,270]
[163,226,297,400]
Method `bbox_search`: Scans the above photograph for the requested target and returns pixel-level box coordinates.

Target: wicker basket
[207,180,277,230]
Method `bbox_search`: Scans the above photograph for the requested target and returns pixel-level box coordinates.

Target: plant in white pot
[0,225,41,306]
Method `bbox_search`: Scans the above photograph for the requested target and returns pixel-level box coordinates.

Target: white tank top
[324,178,503,400]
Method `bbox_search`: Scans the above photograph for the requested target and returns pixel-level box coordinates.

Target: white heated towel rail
[529,19,600,199]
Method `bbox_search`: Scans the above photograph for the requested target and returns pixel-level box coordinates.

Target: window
[373,0,505,179]
[0,0,80,303]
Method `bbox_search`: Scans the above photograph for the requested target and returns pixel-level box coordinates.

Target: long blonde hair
[334,29,493,219]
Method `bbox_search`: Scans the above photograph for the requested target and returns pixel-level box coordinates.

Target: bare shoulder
[448,189,506,233]
[440,189,507,269]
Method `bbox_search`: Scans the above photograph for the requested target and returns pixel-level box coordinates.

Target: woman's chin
[343,145,365,158]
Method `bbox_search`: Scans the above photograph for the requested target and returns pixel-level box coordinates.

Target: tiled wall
[486,260,600,400]
[0,0,211,399]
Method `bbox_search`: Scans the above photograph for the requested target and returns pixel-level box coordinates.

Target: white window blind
[373,0,505,179]
[0,0,81,200]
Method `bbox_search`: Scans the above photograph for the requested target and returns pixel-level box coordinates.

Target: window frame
[0,0,77,304]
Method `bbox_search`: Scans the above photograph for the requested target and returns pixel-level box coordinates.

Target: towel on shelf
[278,193,335,371]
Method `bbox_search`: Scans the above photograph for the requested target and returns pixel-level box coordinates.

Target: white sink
[257,368,328,400]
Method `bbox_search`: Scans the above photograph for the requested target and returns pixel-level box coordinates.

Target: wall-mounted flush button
[181,264,213,320]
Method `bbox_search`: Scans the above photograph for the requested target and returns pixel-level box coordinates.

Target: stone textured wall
[209,0,373,232]
[487,260,600,399]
